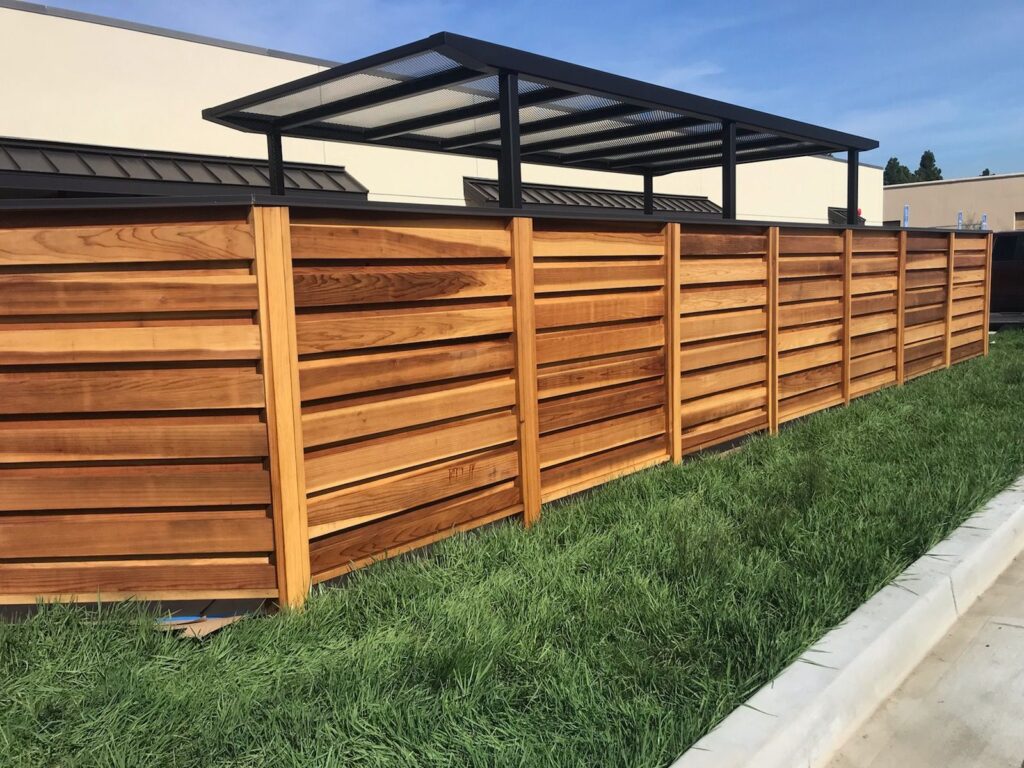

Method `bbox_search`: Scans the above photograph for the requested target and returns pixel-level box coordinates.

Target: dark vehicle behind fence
[992,232,1024,327]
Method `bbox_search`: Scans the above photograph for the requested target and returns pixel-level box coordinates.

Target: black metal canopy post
[266,131,285,196]
[642,174,654,215]
[721,120,737,219]
[497,70,522,209]
[847,149,860,226]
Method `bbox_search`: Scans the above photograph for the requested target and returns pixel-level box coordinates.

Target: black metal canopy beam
[721,120,736,219]
[274,66,483,131]
[606,134,793,170]
[520,115,710,157]
[847,149,859,226]
[561,126,763,166]
[497,71,522,208]
[442,102,643,150]
[364,86,575,140]
[636,142,835,175]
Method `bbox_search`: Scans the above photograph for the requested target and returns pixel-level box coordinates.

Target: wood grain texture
[292,265,510,307]
[665,223,683,460]
[290,221,510,260]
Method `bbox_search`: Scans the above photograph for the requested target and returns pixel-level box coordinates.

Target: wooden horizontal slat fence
[0,205,992,606]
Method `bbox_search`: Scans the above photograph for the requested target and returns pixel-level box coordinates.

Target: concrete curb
[672,476,1024,768]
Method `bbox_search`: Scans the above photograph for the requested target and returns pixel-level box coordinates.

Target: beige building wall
[884,174,1024,231]
[0,3,883,223]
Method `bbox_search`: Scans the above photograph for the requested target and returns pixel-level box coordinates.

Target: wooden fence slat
[842,229,853,404]
[897,231,907,384]
[768,226,780,434]
[945,232,955,367]
[984,233,993,356]
[665,223,683,462]
[252,206,310,609]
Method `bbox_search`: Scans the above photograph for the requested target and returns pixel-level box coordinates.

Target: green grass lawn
[3,331,1024,768]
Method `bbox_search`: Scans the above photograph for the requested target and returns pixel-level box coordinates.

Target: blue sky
[56,0,1024,178]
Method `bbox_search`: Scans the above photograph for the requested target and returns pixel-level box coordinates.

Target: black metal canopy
[204,32,877,219]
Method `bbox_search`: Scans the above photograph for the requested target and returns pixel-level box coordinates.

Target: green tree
[915,150,942,181]
[884,156,915,185]
[980,168,992,176]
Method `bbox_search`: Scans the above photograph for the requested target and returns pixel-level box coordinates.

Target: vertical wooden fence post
[944,231,956,367]
[767,226,780,434]
[896,230,907,385]
[251,206,310,609]
[984,232,993,356]
[664,222,682,463]
[842,229,853,404]
[510,217,542,526]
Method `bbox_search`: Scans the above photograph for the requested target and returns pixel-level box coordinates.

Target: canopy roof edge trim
[203,31,877,178]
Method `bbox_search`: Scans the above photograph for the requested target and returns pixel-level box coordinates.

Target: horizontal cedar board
[0,510,273,558]
[851,330,897,357]
[681,333,765,372]
[778,343,842,375]
[851,349,896,378]
[952,327,985,346]
[304,411,517,493]
[0,221,253,265]
[851,369,895,397]
[682,383,766,428]
[954,253,986,269]
[954,268,986,284]
[851,312,897,337]
[905,303,946,326]
[779,384,843,422]
[307,446,518,536]
[538,350,663,397]
[295,304,512,354]
[681,358,766,400]
[536,320,664,365]
[903,337,944,363]
[906,251,947,270]
[906,235,950,251]
[779,363,842,399]
[0,418,267,462]
[905,354,943,378]
[531,229,664,257]
[853,293,897,316]
[0,561,275,596]
[779,233,843,254]
[952,283,984,301]
[299,339,513,401]
[850,232,899,252]
[290,222,509,259]
[539,408,664,468]
[680,232,766,255]
[852,275,898,295]
[536,290,664,328]
[953,297,986,316]
[302,377,515,447]
[684,407,766,453]
[778,322,842,351]
[0,325,261,365]
[541,436,666,499]
[952,340,984,362]
[0,463,271,511]
[309,482,519,574]
[852,255,898,274]
[680,308,765,343]
[779,299,842,328]
[681,284,765,314]
[905,286,946,308]
[0,274,257,315]
[534,261,663,292]
[779,278,842,303]
[779,256,842,278]
[904,320,945,344]
[0,366,265,414]
[951,312,984,334]
[906,269,948,290]
[680,257,765,284]
[292,265,511,307]
[539,379,664,434]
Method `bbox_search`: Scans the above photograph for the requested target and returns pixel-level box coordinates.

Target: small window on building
[1015,211,1024,230]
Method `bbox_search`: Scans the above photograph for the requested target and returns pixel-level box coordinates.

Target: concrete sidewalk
[829,554,1024,768]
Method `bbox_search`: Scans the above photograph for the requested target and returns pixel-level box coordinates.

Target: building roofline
[884,171,1024,189]
[0,0,339,67]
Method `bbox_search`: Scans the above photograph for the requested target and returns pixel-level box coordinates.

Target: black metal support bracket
[847,149,860,226]
[497,70,522,209]
[643,174,654,215]
[722,120,737,219]
[267,132,285,196]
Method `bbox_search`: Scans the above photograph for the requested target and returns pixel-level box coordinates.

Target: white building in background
[0,0,883,223]
[884,173,1024,231]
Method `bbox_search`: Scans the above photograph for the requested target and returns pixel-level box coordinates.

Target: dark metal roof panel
[0,137,369,197]
[464,176,722,215]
